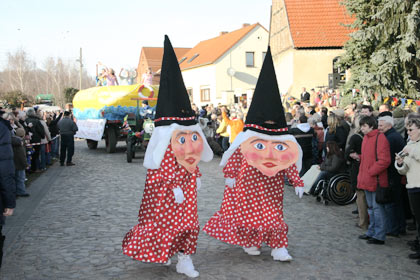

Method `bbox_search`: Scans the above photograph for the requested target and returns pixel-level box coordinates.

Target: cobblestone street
[1,140,418,279]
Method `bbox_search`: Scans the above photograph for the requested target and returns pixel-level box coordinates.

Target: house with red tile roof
[136,47,191,85]
[270,0,354,98]
[179,23,269,107]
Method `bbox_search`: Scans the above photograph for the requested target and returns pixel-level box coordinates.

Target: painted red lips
[263,162,277,168]
[186,157,196,164]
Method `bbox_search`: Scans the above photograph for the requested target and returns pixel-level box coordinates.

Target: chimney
[242,23,250,28]
[220,31,228,36]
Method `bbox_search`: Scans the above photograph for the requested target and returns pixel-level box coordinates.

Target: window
[188,54,199,63]
[187,88,193,102]
[200,88,210,102]
[246,52,254,67]
[262,52,267,62]
[179,57,187,64]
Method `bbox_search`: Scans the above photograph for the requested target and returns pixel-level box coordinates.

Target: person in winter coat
[25,108,45,172]
[378,114,407,237]
[290,115,316,176]
[395,114,420,264]
[221,107,244,143]
[58,111,78,166]
[308,117,324,164]
[38,110,51,171]
[345,125,367,230]
[324,113,348,154]
[357,116,391,245]
[0,111,16,268]
[48,112,63,159]
[12,128,29,197]
[216,113,230,151]
[309,141,345,195]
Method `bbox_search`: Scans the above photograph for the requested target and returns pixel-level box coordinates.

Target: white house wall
[215,26,269,105]
[273,49,294,96]
[181,65,216,106]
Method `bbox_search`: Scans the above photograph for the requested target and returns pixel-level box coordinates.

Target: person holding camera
[395,114,420,264]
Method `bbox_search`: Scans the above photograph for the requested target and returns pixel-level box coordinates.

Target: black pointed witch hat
[154,35,196,127]
[244,46,288,135]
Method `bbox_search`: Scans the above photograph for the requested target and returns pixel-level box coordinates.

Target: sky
[0,0,271,77]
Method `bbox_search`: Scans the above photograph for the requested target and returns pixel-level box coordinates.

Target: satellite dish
[227,67,236,77]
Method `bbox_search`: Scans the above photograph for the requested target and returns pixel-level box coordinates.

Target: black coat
[345,133,363,188]
[25,116,45,143]
[12,136,27,171]
[301,91,310,102]
[48,112,63,138]
[320,154,346,174]
[384,127,406,184]
[324,126,348,152]
[0,119,16,223]
[290,125,315,159]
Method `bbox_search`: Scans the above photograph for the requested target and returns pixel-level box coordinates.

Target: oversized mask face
[240,136,299,177]
[170,130,204,173]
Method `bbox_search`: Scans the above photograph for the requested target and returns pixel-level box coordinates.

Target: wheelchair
[312,173,356,206]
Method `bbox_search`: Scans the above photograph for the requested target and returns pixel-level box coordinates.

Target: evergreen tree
[339,0,420,99]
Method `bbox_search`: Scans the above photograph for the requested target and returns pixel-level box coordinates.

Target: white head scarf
[219,130,303,172]
[143,123,213,169]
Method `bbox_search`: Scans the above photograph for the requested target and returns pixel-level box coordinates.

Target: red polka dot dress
[122,145,201,263]
[203,148,303,249]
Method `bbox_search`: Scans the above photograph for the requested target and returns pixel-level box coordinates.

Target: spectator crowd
[190,88,420,266]
[0,105,78,268]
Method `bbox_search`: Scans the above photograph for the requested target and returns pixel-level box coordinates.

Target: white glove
[225,177,236,188]
[196,177,202,190]
[295,187,304,199]
[173,187,184,204]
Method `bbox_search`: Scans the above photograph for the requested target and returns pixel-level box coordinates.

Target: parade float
[72,84,158,153]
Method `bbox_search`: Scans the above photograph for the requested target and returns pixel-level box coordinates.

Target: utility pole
[76,48,83,90]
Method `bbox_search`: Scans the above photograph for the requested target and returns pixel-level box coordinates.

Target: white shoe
[176,253,199,278]
[271,247,293,261]
[163,258,171,266]
[243,246,261,256]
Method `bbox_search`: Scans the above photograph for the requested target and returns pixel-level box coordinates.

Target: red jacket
[357,129,391,192]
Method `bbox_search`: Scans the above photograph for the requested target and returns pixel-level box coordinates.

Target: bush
[1,90,34,108]
[64,87,79,103]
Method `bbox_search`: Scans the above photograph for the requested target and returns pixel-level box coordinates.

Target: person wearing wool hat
[122,35,213,278]
[203,46,304,262]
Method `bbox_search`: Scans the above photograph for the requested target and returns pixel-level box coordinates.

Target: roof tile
[284,0,354,48]
[142,47,190,72]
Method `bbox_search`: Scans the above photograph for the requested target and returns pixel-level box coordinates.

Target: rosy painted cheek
[280,152,293,162]
[192,142,204,155]
[172,145,185,159]
[245,152,262,162]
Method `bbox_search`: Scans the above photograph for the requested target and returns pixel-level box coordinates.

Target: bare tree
[6,49,35,94]
[1,49,95,107]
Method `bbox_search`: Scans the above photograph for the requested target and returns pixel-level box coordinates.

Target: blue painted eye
[275,144,287,151]
[191,133,199,141]
[254,142,266,150]
[178,136,186,144]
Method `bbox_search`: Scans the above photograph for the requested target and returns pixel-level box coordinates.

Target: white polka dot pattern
[122,144,200,263]
[203,147,303,249]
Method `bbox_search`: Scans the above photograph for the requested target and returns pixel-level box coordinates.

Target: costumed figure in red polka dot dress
[122,35,213,278]
[203,46,304,261]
